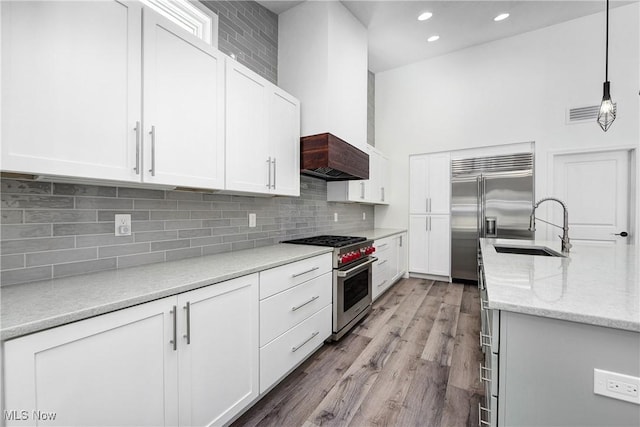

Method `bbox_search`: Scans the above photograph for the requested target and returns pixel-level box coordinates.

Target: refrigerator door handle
[476,176,483,238]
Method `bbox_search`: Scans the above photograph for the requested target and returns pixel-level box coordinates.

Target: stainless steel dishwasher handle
[336,257,377,277]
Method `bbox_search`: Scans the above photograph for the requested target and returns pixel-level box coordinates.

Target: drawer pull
[379,259,388,266]
[378,243,388,249]
[478,402,491,426]
[481,299,489,311]
[479,362,492,384]
[291,295,320,311]
[480,332,492,349]
[377,280,388,288]
[292,331,319,352]
[291,266,320,278]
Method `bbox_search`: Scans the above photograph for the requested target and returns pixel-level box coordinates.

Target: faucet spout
[530,197,571,253]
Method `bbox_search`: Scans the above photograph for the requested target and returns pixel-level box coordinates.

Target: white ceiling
[256,0,635,73]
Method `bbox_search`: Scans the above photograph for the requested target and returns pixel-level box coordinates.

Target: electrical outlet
[362,212,366,220]
[249,213,257,228]
[114,214,132,236]
[334,212,338,222]
[594,369,640,404]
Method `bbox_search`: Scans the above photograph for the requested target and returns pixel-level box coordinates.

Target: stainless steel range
[282,235,376,340]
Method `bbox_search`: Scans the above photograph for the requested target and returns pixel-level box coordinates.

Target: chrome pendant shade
[597,0,615,132]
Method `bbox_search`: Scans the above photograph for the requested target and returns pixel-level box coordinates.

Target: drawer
[374,236,393,255]
[260,272,332,346]
[260,253,332,299]
[260,304,332,393]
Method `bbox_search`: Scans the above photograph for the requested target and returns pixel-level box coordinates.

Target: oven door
[333,256,376,333]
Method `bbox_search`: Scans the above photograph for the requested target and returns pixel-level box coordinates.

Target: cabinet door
[269,87,300,196]
[410,156,429,214]
[225,60,270,194]
[427,215,451,276]
[1,0,142,182]
[409,215,429,274]
[142,10,225,189]
[177,274,259,427]
[396,232,408,279]
[379,153,389,204]
[427,153,451,214]
[3,298,178,427]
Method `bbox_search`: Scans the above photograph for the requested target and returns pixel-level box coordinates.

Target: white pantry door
[553,149,631,244]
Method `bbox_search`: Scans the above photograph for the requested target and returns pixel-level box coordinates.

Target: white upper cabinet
[269,87,301,196]
[225,59,300,196]
[327,146,389,205]
[142,9,225,189]
[410,153,451,214]
[1,0,142,182]
[1,2,226,190]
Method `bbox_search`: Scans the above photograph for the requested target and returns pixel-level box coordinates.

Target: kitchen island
[479,238,639,426]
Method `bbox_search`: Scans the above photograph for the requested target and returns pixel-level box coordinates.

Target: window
[140,0,218,46]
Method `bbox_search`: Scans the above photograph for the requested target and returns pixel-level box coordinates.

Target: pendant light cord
[605,0,609,81]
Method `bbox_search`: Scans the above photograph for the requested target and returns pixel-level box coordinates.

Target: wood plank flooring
[233,278,484,427]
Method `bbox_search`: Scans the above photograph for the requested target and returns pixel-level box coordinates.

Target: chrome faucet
[529,197,572,253]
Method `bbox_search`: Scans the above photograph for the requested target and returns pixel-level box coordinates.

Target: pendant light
[597,0,616,131]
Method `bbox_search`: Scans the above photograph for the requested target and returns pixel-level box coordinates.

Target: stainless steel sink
[494,245,566,257]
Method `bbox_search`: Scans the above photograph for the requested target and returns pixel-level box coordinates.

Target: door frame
[546,145,638,245]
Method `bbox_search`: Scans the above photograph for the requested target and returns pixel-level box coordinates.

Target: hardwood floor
[234,278,484,427]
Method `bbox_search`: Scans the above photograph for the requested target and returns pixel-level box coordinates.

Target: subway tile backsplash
[0,176,374,285]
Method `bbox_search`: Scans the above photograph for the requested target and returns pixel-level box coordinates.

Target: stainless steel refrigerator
[451,153,534,281]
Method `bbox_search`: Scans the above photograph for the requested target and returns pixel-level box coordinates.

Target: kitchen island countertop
[0,244,333,341]
[480,238,639,332]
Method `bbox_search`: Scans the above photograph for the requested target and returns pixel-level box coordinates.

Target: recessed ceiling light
[418,11,433,21]
[427,35,440,42]
[494,13,510,22]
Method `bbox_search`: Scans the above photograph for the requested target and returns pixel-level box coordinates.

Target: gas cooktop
[282,235,367,248]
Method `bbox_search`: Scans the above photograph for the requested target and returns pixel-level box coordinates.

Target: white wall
[375,3,640,243]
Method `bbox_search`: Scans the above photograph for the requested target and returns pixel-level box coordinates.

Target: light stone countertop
[0,244,333,341]
[347,228,407,241]
[480,238,639,332]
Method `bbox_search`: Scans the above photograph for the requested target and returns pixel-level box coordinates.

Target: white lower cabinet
[258,253,333,393]
[3,274,259,427]
[372,232,407,301]
[409,214,450,277]
[260,305,332,393]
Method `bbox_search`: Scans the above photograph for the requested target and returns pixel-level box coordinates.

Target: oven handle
[336,257,378,277]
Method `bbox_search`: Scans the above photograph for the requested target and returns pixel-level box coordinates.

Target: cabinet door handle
[170,305,177,351]
[480,332,492,349]
[381,187,385,202]
[266,157,272,188]
[478,403,491,426]
[183,302,191,345]
[291,295,320,311]
[291,266,319,278]
[361,182,365,199]
[134,121,141,174]
[149,125,156,176]
[292,331,319,352]
[479,363,492,384]
[399,235,403,247]
[272,158,277,189]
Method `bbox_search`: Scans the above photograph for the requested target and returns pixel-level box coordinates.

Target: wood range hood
[300,133,369,181]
